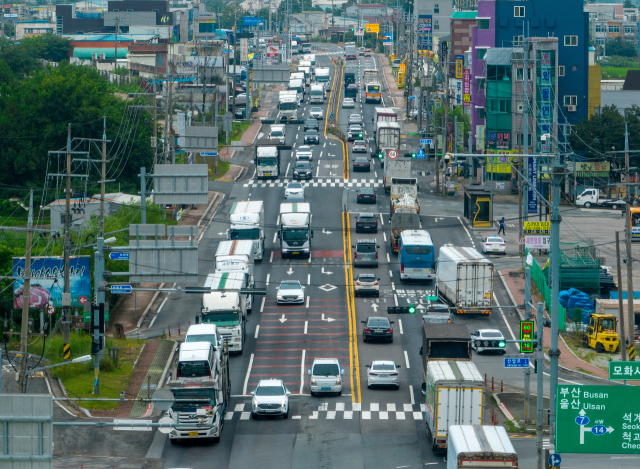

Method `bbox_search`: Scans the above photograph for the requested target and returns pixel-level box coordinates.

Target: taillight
[369,372,378,376]
[354,252,357,259]
[390,373,398,376]
[356,281,361,285]
[208,368,212,378]
[386,328,393,333]
[376,252,378,259]
[176,369,180,378]
[373,282,378,285]
[401,264,404,273]
[500,244,505,246]
[364,328,371,333]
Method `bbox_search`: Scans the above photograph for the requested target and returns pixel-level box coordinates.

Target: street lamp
[27,355,92,376]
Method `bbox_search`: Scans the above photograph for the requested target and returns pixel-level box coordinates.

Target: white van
[308,358,344,396]
[269,124,286,144]
[185,324,222,350]
[175,341,216,383]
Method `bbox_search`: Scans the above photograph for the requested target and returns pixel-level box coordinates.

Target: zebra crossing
[313,51,343,56]
[224,402,426,421]
[244,178,382,188]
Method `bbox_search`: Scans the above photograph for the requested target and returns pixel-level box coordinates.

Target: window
[488,99,511,113]
[434,3,439,13]
[563,95,577,106]
[625,26,634,34]
[609,24,620,33]
[595,24,604,32]
[572,65,578,72]
[478,19,490,30]
[514,6,525,17]
[513,35,523,45]
[558,65,565,76]
[112,8,118,11]
[517,134,532,146]
[564,35,578,46]
[477,48,487,60]
[516,68,523,80]
[157,54,163,66]
[477,107,485,119]
[596,38,605,44]
[477,78,485,90]
[434,19,439,30]
[127,8,132,11]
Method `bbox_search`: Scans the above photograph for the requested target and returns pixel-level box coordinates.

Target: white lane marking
[389,270,393,277]
[319,151,323,158]
[304,321,308,334]
[323,142,326,147]
[270,250,274,263]
[362,411,371,419]
[296,134,299,140]
[316,164,320,177]
[240,412,251,420]
[234,403,245,412]
[383,232,386,242]
[273,232,278,243]
[375,171,378,178]
[254,325,260,339]
[391,282,395,291]
[327,411,336,419]
[306,296,310,308]
[387,403,396,412]
[379,411,389,420]
[266,274,270,287]
[379,213,384,226]
[292,415,302,419]
[404,350,410,369]
[286,162,290,177]
[387,253,390,264]
[409,385,415,405]
[493,293,517,344]
[458,216,475,245]
[344,411,353,419]
[370,403,379,411]
[308,274,311,285]
[394,294,398,306]
[300,350,306,395]
[398,319,403,334]
[260,297,265,313]
[157,296,169,314]
[243,353,254,395]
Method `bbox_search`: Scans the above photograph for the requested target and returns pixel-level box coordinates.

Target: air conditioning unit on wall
[567,105,577,112]
[517,103,524,113]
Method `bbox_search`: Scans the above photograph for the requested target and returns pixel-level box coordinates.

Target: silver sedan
[366,361,401,389]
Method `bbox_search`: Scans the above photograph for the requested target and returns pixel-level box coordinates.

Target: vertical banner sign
[418,15,433,51]
[528,156,538,213]
[463,69,471,106]
[240,37,249,63]
[455,54,463,79]
[477,125,485,151]
[456,79,462,105]
[538,51,553,151]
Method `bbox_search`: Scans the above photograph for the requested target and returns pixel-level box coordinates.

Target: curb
[493,392,520,429]
[158,340,177,390]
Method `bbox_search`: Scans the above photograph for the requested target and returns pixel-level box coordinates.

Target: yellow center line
[342,210,355,404]
[323,59,339,139]
[346,212,361,403]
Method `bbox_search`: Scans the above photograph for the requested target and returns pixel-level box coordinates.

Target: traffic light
[411,152,416,158]
[387,305,417,314]
[90,303,105,355]
[520,320,535,353]
[498,340,506,349]
[359,132,363,139]
[378,152,383,159]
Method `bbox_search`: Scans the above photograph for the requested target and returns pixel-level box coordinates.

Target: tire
[283,409,289,419]
[596,342,605,353]
[375,292,379,298]
[238,345,244,355]
[170,439,178,445]
[310,391,316,397]
[363,334,367,343]
[212,435,221,443]
[585,202,591,208]
[612,204,618,210]
[251,412,258,420]
[389,336,393,344]
[338,390,342,396]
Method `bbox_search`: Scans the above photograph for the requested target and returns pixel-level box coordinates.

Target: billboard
[418,15,432,50]
[463,69,470,106]
[365,23,379,33]
[13,256,91,309]
[455,54,463,79]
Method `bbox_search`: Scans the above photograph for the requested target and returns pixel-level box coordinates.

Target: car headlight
[335,378,342,385]
[253,399,258,408]
[311,378,316,385]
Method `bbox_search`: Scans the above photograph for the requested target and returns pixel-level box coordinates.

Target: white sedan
[276,280,305,304]
[295,145,313,161]
[366,361,400,389]
[482,235,506,255]
[309,107,324,119]
[342,98,355,108]
[470,329,506,355]
[251,379,290,419]
[284,182,305,199]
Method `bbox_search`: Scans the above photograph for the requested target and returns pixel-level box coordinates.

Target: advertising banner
[365,23,379,33]
[476,125,485,151]
[455,54,463,79]
[240,37,249,63]
[528,156,538,213]
[266,45,279,58]
[463,69,470,106]
[418,15,432,50]
[13,256,91,309]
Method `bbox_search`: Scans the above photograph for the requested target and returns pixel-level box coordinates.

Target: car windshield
[282,228,309,241]
[270,131,283,137]
[368,318,390,327]
[298,146,311,153]
[312,363,340,376]
[280,282,301,290]
[404,246,433,254]
[359,214,375,219]
[487,237,504,243]
[306,120,317,125]
[356,243,376,253]
[295,163,311,169]
[306,130,318,136]
[481,331,503,338]
[288,182,302,189]
[177,360,210,378]
[185,334,217,347]
[202,311,241,326]
[350,125,361,131]
[258,158,278,166]
[355,158,368,163]
[372,363,395,371]
[350,114,360,119]
[358,274,376,281]
[170,389,215,411]
[354,141,365,146]
[228,228,260,240]
[255,385,285,396]
[344,99,353,103]
[360,188,374,195]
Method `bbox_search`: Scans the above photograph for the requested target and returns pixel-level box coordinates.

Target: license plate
[413,268,425,273]
[189,431,199,437]
[492,249,499,252]
[321,387,331,390]
[265,173,271,176]
[378,374,389,378]
[293,251,299,254]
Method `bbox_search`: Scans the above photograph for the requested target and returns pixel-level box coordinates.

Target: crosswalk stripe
[379,411,389,420]
[344,411,353,419]
[413,412,423,420]
[362,411,371,420]
[240,412,251,420]
[396,412,405,420]
[327,411,336,419]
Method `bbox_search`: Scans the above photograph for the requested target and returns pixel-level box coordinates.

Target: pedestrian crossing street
[244,178,382,188]
[225,402,427,421]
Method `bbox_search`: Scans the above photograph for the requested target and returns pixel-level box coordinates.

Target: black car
[362,317,394,343]
[353,157,370,172]
[304,119,319,131]
[355,213,378,233]
[304,129,319,144]
[357,187,376,204]
[293,161,312,180]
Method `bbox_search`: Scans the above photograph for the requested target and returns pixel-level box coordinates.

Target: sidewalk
[376,54,418,135]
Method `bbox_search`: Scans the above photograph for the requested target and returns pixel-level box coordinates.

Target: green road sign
[425,295,439,301]
[83,311,110,322]
[609,361,640,380]
[556,385,640,454]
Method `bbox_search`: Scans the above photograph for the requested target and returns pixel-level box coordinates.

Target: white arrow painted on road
[279,314,287,323]
[321,314,335,322]
[434,218,445,223]
[328,153,337,157]
[287,267,294,275]
[321,267,333,275]
[322,228,333,234]
[371,303,378,312]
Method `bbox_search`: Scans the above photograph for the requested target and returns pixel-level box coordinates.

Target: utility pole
[625,122,636,358]
[617,231,629,362]
[536,301,544,469]
[114,16,120,72]
[18,190,34,393]
[63,124,72,361]
[164,62,173,164]
[468,131,473,184]
[521,30,529,255]
[100,117,107,237]
[523,266,531,424]
[153,89,158,166]
[231,0,237,120]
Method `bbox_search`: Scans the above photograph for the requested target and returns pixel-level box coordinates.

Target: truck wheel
[585,202,591,208]
[612,204,618,210]
[596,342,604,353]
[170,439,178,445]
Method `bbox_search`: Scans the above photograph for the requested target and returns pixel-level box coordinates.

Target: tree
[605,37,638,58]
[624,0,633,8]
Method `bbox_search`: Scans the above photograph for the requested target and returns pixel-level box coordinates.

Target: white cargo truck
[424,361,485,453]
[436,246,494,315]
[278,202,313,258]
[215,239,255,313]
[310,84,325,103]
[228,200,265,262]
[315,67,330,85]
[576,188,625,210]
[200,272,248,353]
[447,425,518,469]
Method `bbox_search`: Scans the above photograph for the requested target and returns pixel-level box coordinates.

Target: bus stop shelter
[463,185,492,229]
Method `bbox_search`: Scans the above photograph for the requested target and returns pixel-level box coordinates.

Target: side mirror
[250,391,255,395]
[307,369,311,375]
[377,278,380,281]
[311,231,314,238]
[377,245,380,248]
[340,368,344,375]
[396,365,401,369]
[390,321,395,324]
[361,320,366,324]
[276,287,280,290]
[286,390,291,396]
[352,245,355,248]
[365,364,371,368]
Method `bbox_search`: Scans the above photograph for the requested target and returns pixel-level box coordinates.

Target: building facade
[449,11,478,75]
[414,0,454,38]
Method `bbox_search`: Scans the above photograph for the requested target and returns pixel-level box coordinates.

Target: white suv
[308,358,344,396]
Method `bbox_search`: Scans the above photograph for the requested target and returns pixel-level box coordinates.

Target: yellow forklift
[583,314,620,353]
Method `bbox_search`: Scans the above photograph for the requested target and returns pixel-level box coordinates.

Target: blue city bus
[399,230,435,281]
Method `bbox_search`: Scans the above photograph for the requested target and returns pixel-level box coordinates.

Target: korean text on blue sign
[504,358,530,368]
[13,256,91,309]
[418,15,432,50]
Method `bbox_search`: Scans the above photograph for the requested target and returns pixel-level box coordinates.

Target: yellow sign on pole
[366,23,379,33]
[523,221,551,235]
[391,54,395,61]
[398,63,406,74]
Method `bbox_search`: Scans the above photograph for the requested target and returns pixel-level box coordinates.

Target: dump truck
[420,323,472,374]
[583,313,620,353]
[390,184,420,215]
[389,210,421,254]
[447,425,518,469]
[436,246,494,315]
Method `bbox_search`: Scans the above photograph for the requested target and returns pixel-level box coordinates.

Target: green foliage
[433,105,471,145]
[624,0,634,8]
[604,37,638,59]
[601,66,640,79]
[0,35,73,79]
[599,55,639,68]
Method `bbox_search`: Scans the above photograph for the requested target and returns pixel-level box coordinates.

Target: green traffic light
[359,133,363,138]
[411,153,416,158]
[378,152,383,158]
[408,305,416,314]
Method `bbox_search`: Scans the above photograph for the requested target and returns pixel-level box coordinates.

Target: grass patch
[230,121,252,141]
[8,334,145,410]
[204,157,230,180]
[575,367,596,376]
[601,66,640,78]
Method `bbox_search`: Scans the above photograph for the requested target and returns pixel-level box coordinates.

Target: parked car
[352,140,367,153]
[366,361,400,388]
[482,235,506,255]
[355,213,378,233]
[362,317,394,343]
[309,107,324,119]
[342,98,355,108]
[353,156,370,172]
[295,145,313,161]
[354,273,379,297]
[304,129,319,144]
[353,238,379,267]
[470,329,506,354]
[284,182,305,199]
[357,187,376,204]
[293,161,312,180]
[276,280,305,304]
[304,119,319,131]
[251,379,290,419]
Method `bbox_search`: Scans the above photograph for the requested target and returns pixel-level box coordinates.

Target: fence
[527,249,567,331]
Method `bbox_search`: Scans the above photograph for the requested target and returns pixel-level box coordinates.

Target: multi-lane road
[149,45,611,469]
